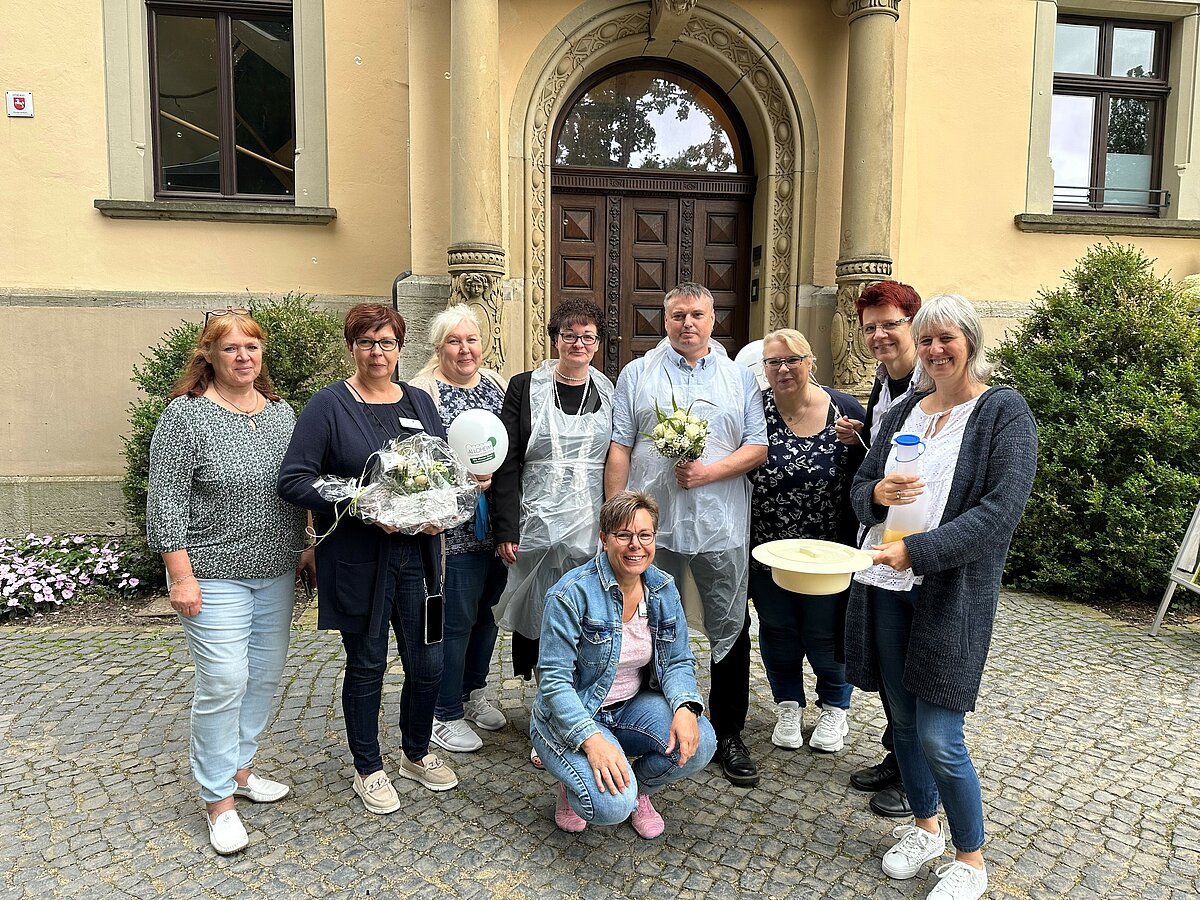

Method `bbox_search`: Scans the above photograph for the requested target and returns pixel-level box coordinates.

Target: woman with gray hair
[410,304,510,754]
[846,294,1038,900]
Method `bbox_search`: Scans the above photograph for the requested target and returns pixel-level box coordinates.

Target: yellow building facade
[4,0,1200,533]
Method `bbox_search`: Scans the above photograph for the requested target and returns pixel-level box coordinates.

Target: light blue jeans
[532,691,717,825]
[177,574,294,803]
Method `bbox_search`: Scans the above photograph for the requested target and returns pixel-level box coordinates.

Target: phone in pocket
[423,593,444,645]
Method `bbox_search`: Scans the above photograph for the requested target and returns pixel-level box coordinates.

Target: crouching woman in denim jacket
[531,491,717,838]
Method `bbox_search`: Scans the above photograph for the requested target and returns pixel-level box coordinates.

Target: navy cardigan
[277,381,446,637]
[845,386,1037,713]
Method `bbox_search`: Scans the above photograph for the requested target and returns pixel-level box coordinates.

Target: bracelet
[169,574,196,590]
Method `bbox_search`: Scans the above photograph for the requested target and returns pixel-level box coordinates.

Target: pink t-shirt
[603,610,652,706]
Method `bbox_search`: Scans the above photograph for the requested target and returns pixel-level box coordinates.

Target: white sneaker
[809,705,849,753]
[431,717,484,752]
[463,689,507,731]
[771,701,803,749]
[207,809,249,855]
[928,861,989,899]
[882,823,946,879]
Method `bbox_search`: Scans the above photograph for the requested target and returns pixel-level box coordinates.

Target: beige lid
[751,539,874,596]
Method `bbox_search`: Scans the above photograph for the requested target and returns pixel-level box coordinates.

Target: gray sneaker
[399,753,459,792]
[431,717,483,752]
[463,690,507,731]
[353,769,402,815]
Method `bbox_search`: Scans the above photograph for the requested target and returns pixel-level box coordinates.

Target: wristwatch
[679,701,703,717]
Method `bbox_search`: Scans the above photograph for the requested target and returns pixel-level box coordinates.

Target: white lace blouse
[854,391,986,592]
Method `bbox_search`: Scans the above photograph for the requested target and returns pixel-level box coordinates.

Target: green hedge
[991,243,1200,603]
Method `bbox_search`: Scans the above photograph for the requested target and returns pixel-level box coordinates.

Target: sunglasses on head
[203,306,252,330]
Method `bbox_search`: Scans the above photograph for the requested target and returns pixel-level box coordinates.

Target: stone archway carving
[512,1,818,366]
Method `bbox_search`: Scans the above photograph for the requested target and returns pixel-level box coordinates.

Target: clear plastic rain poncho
[619,339,764,662]
[494,360,613,639]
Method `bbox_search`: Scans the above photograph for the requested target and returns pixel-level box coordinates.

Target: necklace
[213,386,263,430]
[554,366,588,384]
[346,381,404,437]
[553,369,592,416]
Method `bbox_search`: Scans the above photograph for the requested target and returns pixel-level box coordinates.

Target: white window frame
[99,0,328,209]
[1027,0,1200,221]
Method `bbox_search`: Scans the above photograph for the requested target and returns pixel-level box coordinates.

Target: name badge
[398,417,425,430]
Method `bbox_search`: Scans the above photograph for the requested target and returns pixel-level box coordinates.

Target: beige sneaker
[353,769,402,815]
[398,753,459,792]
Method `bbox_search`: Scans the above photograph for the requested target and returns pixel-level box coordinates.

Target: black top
[862,368,915,446]
[491,370,603,544]
[277,381,446,637]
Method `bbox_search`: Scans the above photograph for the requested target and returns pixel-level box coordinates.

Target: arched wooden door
[550,63,755,380]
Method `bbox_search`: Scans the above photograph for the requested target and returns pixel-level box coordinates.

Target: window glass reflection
[232,19,294,196]
[1111,28,1157,78]
[556,70,741,172]
[1105,96,1152,205]
[156,15,220,193]
[1050,94,1095,203]
[1054,23,1099,74]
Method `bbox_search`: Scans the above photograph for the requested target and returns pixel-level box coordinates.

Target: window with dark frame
[148,0,295,201]
[1051,16,1170,215]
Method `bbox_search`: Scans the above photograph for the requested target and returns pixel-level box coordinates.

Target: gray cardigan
[845,386,1038,713]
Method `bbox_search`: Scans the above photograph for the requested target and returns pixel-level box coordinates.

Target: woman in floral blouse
[749,329,865,756]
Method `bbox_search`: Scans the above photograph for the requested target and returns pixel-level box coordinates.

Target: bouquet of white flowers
[642,397,709,464]
[313,433,477,536]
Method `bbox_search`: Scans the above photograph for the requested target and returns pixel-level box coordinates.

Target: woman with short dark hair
[278,302,458,814]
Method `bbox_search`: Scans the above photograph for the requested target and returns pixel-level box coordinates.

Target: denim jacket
[530,552,703,753]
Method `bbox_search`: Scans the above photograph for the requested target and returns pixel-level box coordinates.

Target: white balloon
[446,408,509,475]
[734,339,763,368]
[734,339,768,389]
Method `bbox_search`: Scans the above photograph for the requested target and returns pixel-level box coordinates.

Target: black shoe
[715,734,760,787]
[869,783,911,818]
[849,752,901,792]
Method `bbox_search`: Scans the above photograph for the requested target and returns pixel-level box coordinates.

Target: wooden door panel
[550,193,605,317]
[622,196,677,369]
[690,197,750,359]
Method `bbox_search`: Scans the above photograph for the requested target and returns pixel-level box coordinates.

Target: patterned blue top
[749,387,866,565]
[436,378,506,554]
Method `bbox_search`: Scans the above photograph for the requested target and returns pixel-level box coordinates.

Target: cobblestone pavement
[2,590,1198,900]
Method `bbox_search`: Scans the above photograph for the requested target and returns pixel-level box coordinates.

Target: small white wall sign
[6,91,34,117]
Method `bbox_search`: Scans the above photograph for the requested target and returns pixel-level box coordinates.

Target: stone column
[830,0,902,396]
[447,0,506,368]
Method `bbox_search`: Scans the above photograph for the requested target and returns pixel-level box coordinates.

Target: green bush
[120,294,351,583]
[991,243,1200,604]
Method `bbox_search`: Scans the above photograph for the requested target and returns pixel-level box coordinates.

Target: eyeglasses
[203,306,251,330]
[610,530,656,545]
[354,338,400,352]
[861,316,912,336]
[763,355,809,370]
[558,333,599,346]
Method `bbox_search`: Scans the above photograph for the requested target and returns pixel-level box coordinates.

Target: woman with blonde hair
[148,308,311,854]
[749,328,866,755]
[409,304,510,753]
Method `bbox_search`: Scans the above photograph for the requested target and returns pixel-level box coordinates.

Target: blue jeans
[531,691,717,825]
[177,573,294,803]
[340,541,442,772]
[750,566,852,709]
[872,585,985,852]
[435,550,505,720]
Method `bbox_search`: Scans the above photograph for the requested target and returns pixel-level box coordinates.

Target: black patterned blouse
[749,387,867,565]
[435,378,506,555]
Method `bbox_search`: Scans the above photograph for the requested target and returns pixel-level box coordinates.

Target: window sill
[93,199,337,225]
[1014,213,1200,238]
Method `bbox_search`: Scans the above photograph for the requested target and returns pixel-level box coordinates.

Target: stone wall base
[0,476,132,537]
